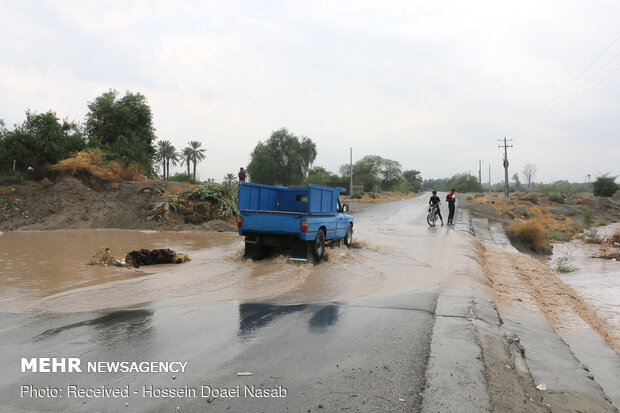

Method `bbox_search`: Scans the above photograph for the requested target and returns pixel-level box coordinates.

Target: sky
[1,0,619,184]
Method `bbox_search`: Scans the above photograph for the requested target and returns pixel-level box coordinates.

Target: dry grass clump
[609,230,620,245]
[53,150,145,182]
[506,221,548,252]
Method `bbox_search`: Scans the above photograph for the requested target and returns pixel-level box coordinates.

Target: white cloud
[0,0,618,182]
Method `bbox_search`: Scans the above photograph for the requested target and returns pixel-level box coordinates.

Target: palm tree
[188,141,206,180]
[180,147,193,177]
[224,173,236,186]
[155,140,178,179]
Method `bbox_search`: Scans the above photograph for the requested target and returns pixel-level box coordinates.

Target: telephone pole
[477,160,483,185]
[488,164,491,187]
[498,137,513,198]
[349,147,353,195]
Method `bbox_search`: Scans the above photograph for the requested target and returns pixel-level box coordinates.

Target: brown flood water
[0,227,472,312]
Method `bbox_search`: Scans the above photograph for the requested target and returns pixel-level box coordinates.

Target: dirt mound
[0,178,235,232]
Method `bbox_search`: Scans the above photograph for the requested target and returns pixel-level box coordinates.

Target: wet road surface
[1,194,618,412]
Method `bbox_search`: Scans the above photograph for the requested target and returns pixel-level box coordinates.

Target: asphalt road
[1,193,616,412]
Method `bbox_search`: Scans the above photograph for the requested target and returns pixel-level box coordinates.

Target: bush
[393,179,413,194]
[367,192,377,199]
[582,209,594,228]
[168,173,199,184]
[584,228,603,244]
[506,221,548,252]
[592,175,618,197]
[517,193,538,204]
[350,192,362,199]
[549,193,565,203]
[190,182,237,217]
[553,256,578,273]
[0,196,7,204]
[0,172,26,185]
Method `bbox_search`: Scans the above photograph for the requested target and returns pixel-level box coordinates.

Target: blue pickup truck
[237,182,354,262]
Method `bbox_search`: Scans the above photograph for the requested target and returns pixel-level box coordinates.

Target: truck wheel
[312,229,326,262]
[344,224,353,247]
[244,241,263,260]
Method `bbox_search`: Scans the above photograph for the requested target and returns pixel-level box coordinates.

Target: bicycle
[427,204,441,227]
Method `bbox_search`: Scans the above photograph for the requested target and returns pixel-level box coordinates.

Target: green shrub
[0,196,7,204]
[592,175,618,197]
[393,179,413,194]
[553,256,578,273]
[549,193,565,203]
[350,192,362,199]
[168,173,199,184]
[582,209,594,228]
[190,182,237,217]
[0,172,26,185]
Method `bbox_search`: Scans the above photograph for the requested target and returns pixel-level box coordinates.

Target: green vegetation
[190,182,237,217]
[248,128,317,186]
[155,140,179,179]
[85,90,156,173]
[553,256,578,273]
[168,173,199,184]
[582,208,595,228]
[584,228,603,244]
[592,174,618,197]
[0,111,85,176]
[549,193,565,203]
[0,196,7,204]
[442,173,483,193]
[393,179,413,194]
[305,166,339,186]
[340,155,405,192]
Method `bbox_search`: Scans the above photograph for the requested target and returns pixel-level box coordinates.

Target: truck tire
[312,229,326,262]
[344,224,353,247]
[244,241,263,260]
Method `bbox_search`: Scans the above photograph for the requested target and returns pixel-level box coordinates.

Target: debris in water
[237,372,253,376]
[536,383,547,391]
[125,248,191,268]
[90,248,191,268]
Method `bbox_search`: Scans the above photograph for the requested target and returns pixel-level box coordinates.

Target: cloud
[0,0,618,182]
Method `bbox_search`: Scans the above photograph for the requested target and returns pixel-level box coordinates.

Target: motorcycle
[427,204,441,227]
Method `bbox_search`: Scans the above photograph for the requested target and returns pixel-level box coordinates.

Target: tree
[339,155,402,191]
[443,173,483,193]
[512,173,522,191]
[85,90,156,173]
[522,164,536,191]
[187,141,206,180]
[305,166,339,186]
[223,173,237,186]
[592,174,618,197]
[180,147,193,176]
[403,170,423,192]
[155,140,178,179]
[247,128,317,185]
[0,110,85,174]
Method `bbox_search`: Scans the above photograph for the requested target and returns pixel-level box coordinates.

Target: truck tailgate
[240,211,303,234]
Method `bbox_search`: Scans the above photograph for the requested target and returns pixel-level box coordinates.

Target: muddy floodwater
[0,226,473,312]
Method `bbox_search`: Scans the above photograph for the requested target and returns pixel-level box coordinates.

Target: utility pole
[477,160,483,184]
[349,147,353,195]
[586,174,591,183]
[498,137,513,198]
[488,164,491,187]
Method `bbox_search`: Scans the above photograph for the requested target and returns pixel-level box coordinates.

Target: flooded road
[1,194,619,412]
[0,198,472,312]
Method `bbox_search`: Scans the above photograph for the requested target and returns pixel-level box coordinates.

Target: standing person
[238,167,247,182]
[446,189,456,225]
[429,190,443,226]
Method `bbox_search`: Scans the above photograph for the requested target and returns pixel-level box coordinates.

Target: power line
[514,34,620,136]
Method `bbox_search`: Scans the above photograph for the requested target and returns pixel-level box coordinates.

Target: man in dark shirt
[429,190,443,226]
[446,189,456,225]
[238,167,247,182]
